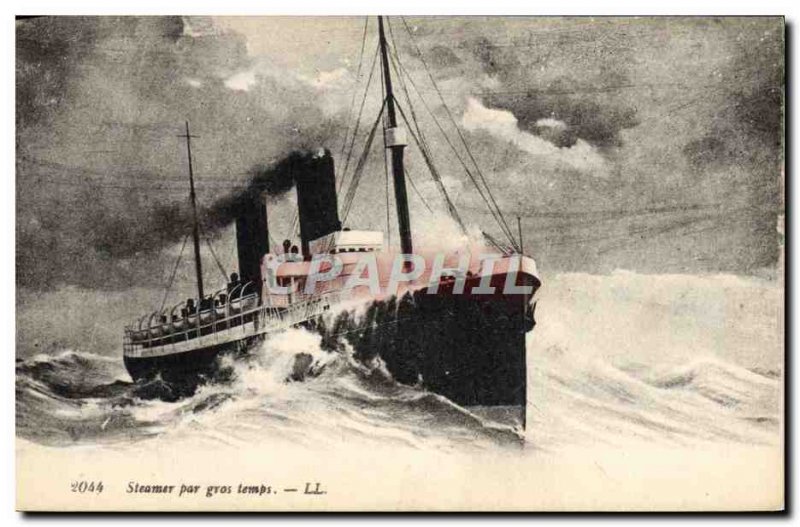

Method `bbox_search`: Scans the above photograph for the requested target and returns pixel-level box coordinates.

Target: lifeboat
[129,314,151,343]
[199,309,214,325]
[228,282,258,315]
[148,312,165,338]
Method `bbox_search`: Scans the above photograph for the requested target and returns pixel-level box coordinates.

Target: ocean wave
[15,330,523,450]
[529,349,780,449]
[15,272,782,452]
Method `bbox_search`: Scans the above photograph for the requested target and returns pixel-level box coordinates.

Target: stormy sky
[16,16,784,297]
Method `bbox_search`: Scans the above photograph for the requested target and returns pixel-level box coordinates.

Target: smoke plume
[203,149,325,230]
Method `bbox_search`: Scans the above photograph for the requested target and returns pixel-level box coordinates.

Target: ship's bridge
[309,229,383,255]
[263,229,384,283]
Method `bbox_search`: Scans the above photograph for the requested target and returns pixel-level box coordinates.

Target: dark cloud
[484,89,640,149]
[16,16,346,290]
[729,24,784,147]
[674,19,783,271]
[16,17,99,129]
[425,45,463,69]
[467,35,520,78]
[681,20,783,170]
[465,34,639,149]
[682,136,728,169]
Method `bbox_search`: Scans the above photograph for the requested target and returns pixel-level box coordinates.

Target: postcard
[15,15,784,511]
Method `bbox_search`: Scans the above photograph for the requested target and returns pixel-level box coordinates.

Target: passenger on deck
[186,298,196,315]
[277,239,302,262]
[200,296,212,311]
[227,272,240,293]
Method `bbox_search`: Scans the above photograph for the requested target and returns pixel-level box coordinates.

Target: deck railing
[123,288,343,355]
[124,281,257,350]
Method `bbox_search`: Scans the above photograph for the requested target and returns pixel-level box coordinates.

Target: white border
[3,1,794,524]
[0,0,794,15]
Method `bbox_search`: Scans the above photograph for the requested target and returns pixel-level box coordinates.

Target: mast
[378,16,413,256]
[180,121,205,301]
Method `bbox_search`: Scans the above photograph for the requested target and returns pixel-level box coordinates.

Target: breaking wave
[16,330,523,451]
[16,271,782,452]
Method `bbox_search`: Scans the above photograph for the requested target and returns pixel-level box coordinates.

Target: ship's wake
[16,271,782,453]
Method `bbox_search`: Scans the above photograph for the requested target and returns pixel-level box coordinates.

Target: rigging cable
[340,100,387,223]
[387,20,517,247]
[339,44,381,193]
[339,17,371,162]
[395,17,520,249]
[392,17,516,245]
[386,49,466,231]
[404,166,434,213]
[393,99,463,225]
[285,42,380,242]
[288,36,378,242]
[382,28,466,231]
[159,233,190,312]
[324,99,387,253]
[198,223,229,282]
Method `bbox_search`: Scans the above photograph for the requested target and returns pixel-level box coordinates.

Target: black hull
[310,289,535,407]
[123,335,263,397]
[124,292,535,408]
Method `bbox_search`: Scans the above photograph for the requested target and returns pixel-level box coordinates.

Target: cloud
[300,67,349,89]
[424,45,463,69]
[224,68,258,91]
[461,28,641,150]
[461,97,608,174]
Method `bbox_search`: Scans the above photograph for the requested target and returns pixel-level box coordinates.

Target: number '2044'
[71,481,104,494]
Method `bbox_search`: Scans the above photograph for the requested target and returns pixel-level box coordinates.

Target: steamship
[123,16,541,424]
